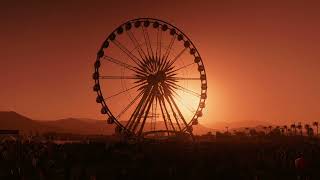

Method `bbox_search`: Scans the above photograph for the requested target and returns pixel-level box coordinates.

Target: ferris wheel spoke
[167,62,196,75]
[117,90,144,119]
[163,83,176,94]
[99,75,141,80]
[126,86,151,129]
[137,92,156,136]
[141,26,154,59]
[160,59,171,72]
[126,31,148,60]
[102,56,143,74]
[163,34,176,62]
[151,94,158,131]
[105,83,142,100]
[134,78,148,86]
[156,27,162,61]
[157,97,170,135]
[167,82,201,97]
[164,96,182,131]
[167,77,200,81]
[112,39,144,69]
[166,91,190,130]
[158,95,176,132]
[156,28,159,59]
[165,79,177,83]
[171,91,196,113]
[136,85,146,92]
[165,48,187,70]
[158,39,175,71]
[129,85,153,131]
[126,86,149,132]
[160,86,182,131]
[153,59,159,72]
[131,86,155,134]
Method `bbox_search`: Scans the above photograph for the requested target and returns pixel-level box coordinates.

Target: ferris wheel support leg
[161,88,182,132]
[137,93,156,136]
[131,86,154,134]
[128,89,151,133]
[124,91,145,129]
[167,92,191,134]
[127,86,153,129]
[158,97,170,136]
[159,95,176,133]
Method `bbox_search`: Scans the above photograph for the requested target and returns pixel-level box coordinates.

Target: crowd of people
[0,136,320,180]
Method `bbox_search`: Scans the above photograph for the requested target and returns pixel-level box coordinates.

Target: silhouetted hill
[0,111,60,133]
[0,111,116,135]
[0,111,214,135]
[42,118,115,135]
[193,123,216,135]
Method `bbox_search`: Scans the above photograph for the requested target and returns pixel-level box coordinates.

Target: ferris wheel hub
[147,71,166,85]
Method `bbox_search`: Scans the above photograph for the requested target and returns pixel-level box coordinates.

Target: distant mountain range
[0,111,215,135]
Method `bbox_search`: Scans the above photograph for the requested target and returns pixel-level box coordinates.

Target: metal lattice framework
[93,18,207,138]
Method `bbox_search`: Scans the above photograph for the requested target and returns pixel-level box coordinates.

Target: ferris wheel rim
[93,18,207,136]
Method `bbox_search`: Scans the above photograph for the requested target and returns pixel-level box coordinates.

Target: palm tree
[308,127,314,136]
[297,122,302,136]
[291,124,297,135]
[225,126,229,133]
[263,126,267,133]
[313,121,319,136]
[245,127,249,135]
[249,128,258,136]
[283,125,288,135]
[268,126,272,133]
[304,124,310,136]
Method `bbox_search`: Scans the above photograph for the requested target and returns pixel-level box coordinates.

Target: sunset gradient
[1,0,320,128]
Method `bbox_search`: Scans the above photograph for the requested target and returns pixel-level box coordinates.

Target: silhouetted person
[295,153,308,180]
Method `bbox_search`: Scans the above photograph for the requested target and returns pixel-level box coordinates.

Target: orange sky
[0,0,320,127]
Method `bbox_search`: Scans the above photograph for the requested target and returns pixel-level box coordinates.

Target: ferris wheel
[93,18,207,138]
